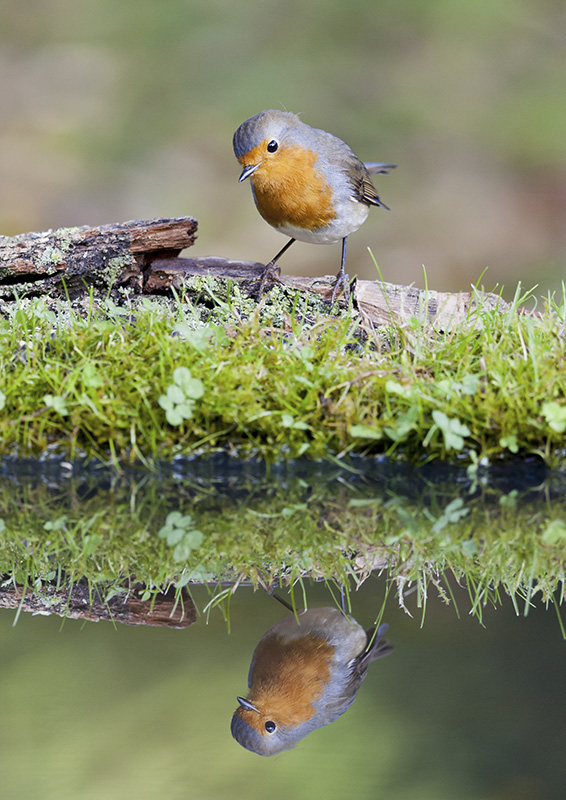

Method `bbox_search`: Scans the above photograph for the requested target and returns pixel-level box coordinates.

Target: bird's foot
[256,262,283,296]
[330,270,351,306]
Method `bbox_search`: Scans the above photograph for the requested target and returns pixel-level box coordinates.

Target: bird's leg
[256,238,296,295]
[330,236,350,305]
[264,586,295,611]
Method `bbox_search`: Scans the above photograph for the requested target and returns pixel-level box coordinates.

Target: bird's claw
[256,262,283,296]
[330,271,351,306]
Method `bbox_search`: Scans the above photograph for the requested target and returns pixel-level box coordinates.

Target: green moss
[100,255,133,286]
[0,285,564,467]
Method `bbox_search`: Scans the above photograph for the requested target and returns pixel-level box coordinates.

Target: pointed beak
[238,163,261,182]
[237,696,260,712]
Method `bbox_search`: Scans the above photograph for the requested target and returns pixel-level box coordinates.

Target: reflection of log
[0,216,510,329]
[0,578,196,628]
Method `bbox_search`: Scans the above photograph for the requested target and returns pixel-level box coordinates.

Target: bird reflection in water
[231,603,392,755]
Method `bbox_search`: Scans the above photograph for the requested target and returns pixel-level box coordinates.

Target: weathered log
[147,256,509,330]
[0,217,197,299]
[0,216,511,328]
[0,578,196,628]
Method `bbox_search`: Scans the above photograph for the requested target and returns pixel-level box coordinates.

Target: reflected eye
[266,140,278,153]
[264,720,276,734]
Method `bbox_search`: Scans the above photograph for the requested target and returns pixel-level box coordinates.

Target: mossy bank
[0,279,564,467]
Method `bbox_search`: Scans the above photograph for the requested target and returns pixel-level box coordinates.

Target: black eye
[264,720,276,733]
[266,140,278,153]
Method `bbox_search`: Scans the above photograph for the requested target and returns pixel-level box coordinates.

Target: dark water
[0,457,564,799]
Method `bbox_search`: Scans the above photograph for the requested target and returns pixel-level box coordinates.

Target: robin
[231,606,393,756]
[233,110,395,302]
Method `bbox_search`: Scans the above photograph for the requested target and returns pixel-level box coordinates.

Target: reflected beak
[237,696,260,712]
[238,163,261,182]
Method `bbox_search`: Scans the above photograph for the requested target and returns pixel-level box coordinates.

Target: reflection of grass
[1,463,564,631]
[0,285,565,466]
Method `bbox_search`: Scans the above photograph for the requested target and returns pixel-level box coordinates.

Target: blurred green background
[1,0,564,295]
[1,582,564,800]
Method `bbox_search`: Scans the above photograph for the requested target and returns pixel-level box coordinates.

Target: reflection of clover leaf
[432,498,470,533]
[157,511,204,563]
[158,367,204,426]
[541,519,566,545]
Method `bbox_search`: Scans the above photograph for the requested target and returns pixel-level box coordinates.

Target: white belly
[274,199,369,245]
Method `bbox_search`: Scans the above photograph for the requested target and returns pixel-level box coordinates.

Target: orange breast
[241,633,334,731]
[243,143,337,230]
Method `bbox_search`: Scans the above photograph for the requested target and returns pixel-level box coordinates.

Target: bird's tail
[364,162,396,175]
[362,623,394,664]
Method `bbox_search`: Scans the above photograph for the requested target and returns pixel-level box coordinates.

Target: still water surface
[0,457,564,799]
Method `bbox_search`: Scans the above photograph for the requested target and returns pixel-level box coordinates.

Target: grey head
[233,110,302,160]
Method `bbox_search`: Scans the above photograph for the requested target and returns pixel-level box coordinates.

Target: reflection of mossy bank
[1,458,564,629]
[0,288,565,467]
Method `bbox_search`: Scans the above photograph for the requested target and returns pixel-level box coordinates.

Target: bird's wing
[346,623,393,689]
[348,159,391,209]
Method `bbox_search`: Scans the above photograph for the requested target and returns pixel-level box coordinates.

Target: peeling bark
[0,578,196,628]
[0,217,197,299]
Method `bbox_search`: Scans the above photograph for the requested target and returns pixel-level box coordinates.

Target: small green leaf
[83,533,102,556]
[176,566,216,585]
[44,515,68,531]
[172,541,192,562]
[541,519,566,544]
[499,490,518,508]
[44,394,69,416]
[500,434,519,453]
[82,362,103,388]
[432,498,470,533]
[178,401,196,419]
[173,367,204,399]
[165,528,186,546]
[172,325,214,352]
[385,380,410,397]
[281,504,308,518]
[157,395,173,411]
[460,375,480,396]
[159,368,204,425]
[432,410,470,451]
[165,512,184,526]
[167,385,186,404]
[349,423,382,440]
[542,401,566,433]
[461,539,478,557]
[184,530,203,548]
[385,406,419,442]
[394,505,420,535]
[165,407,184,426]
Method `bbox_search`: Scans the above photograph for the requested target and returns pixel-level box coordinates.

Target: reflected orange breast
[241,633,334,731]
